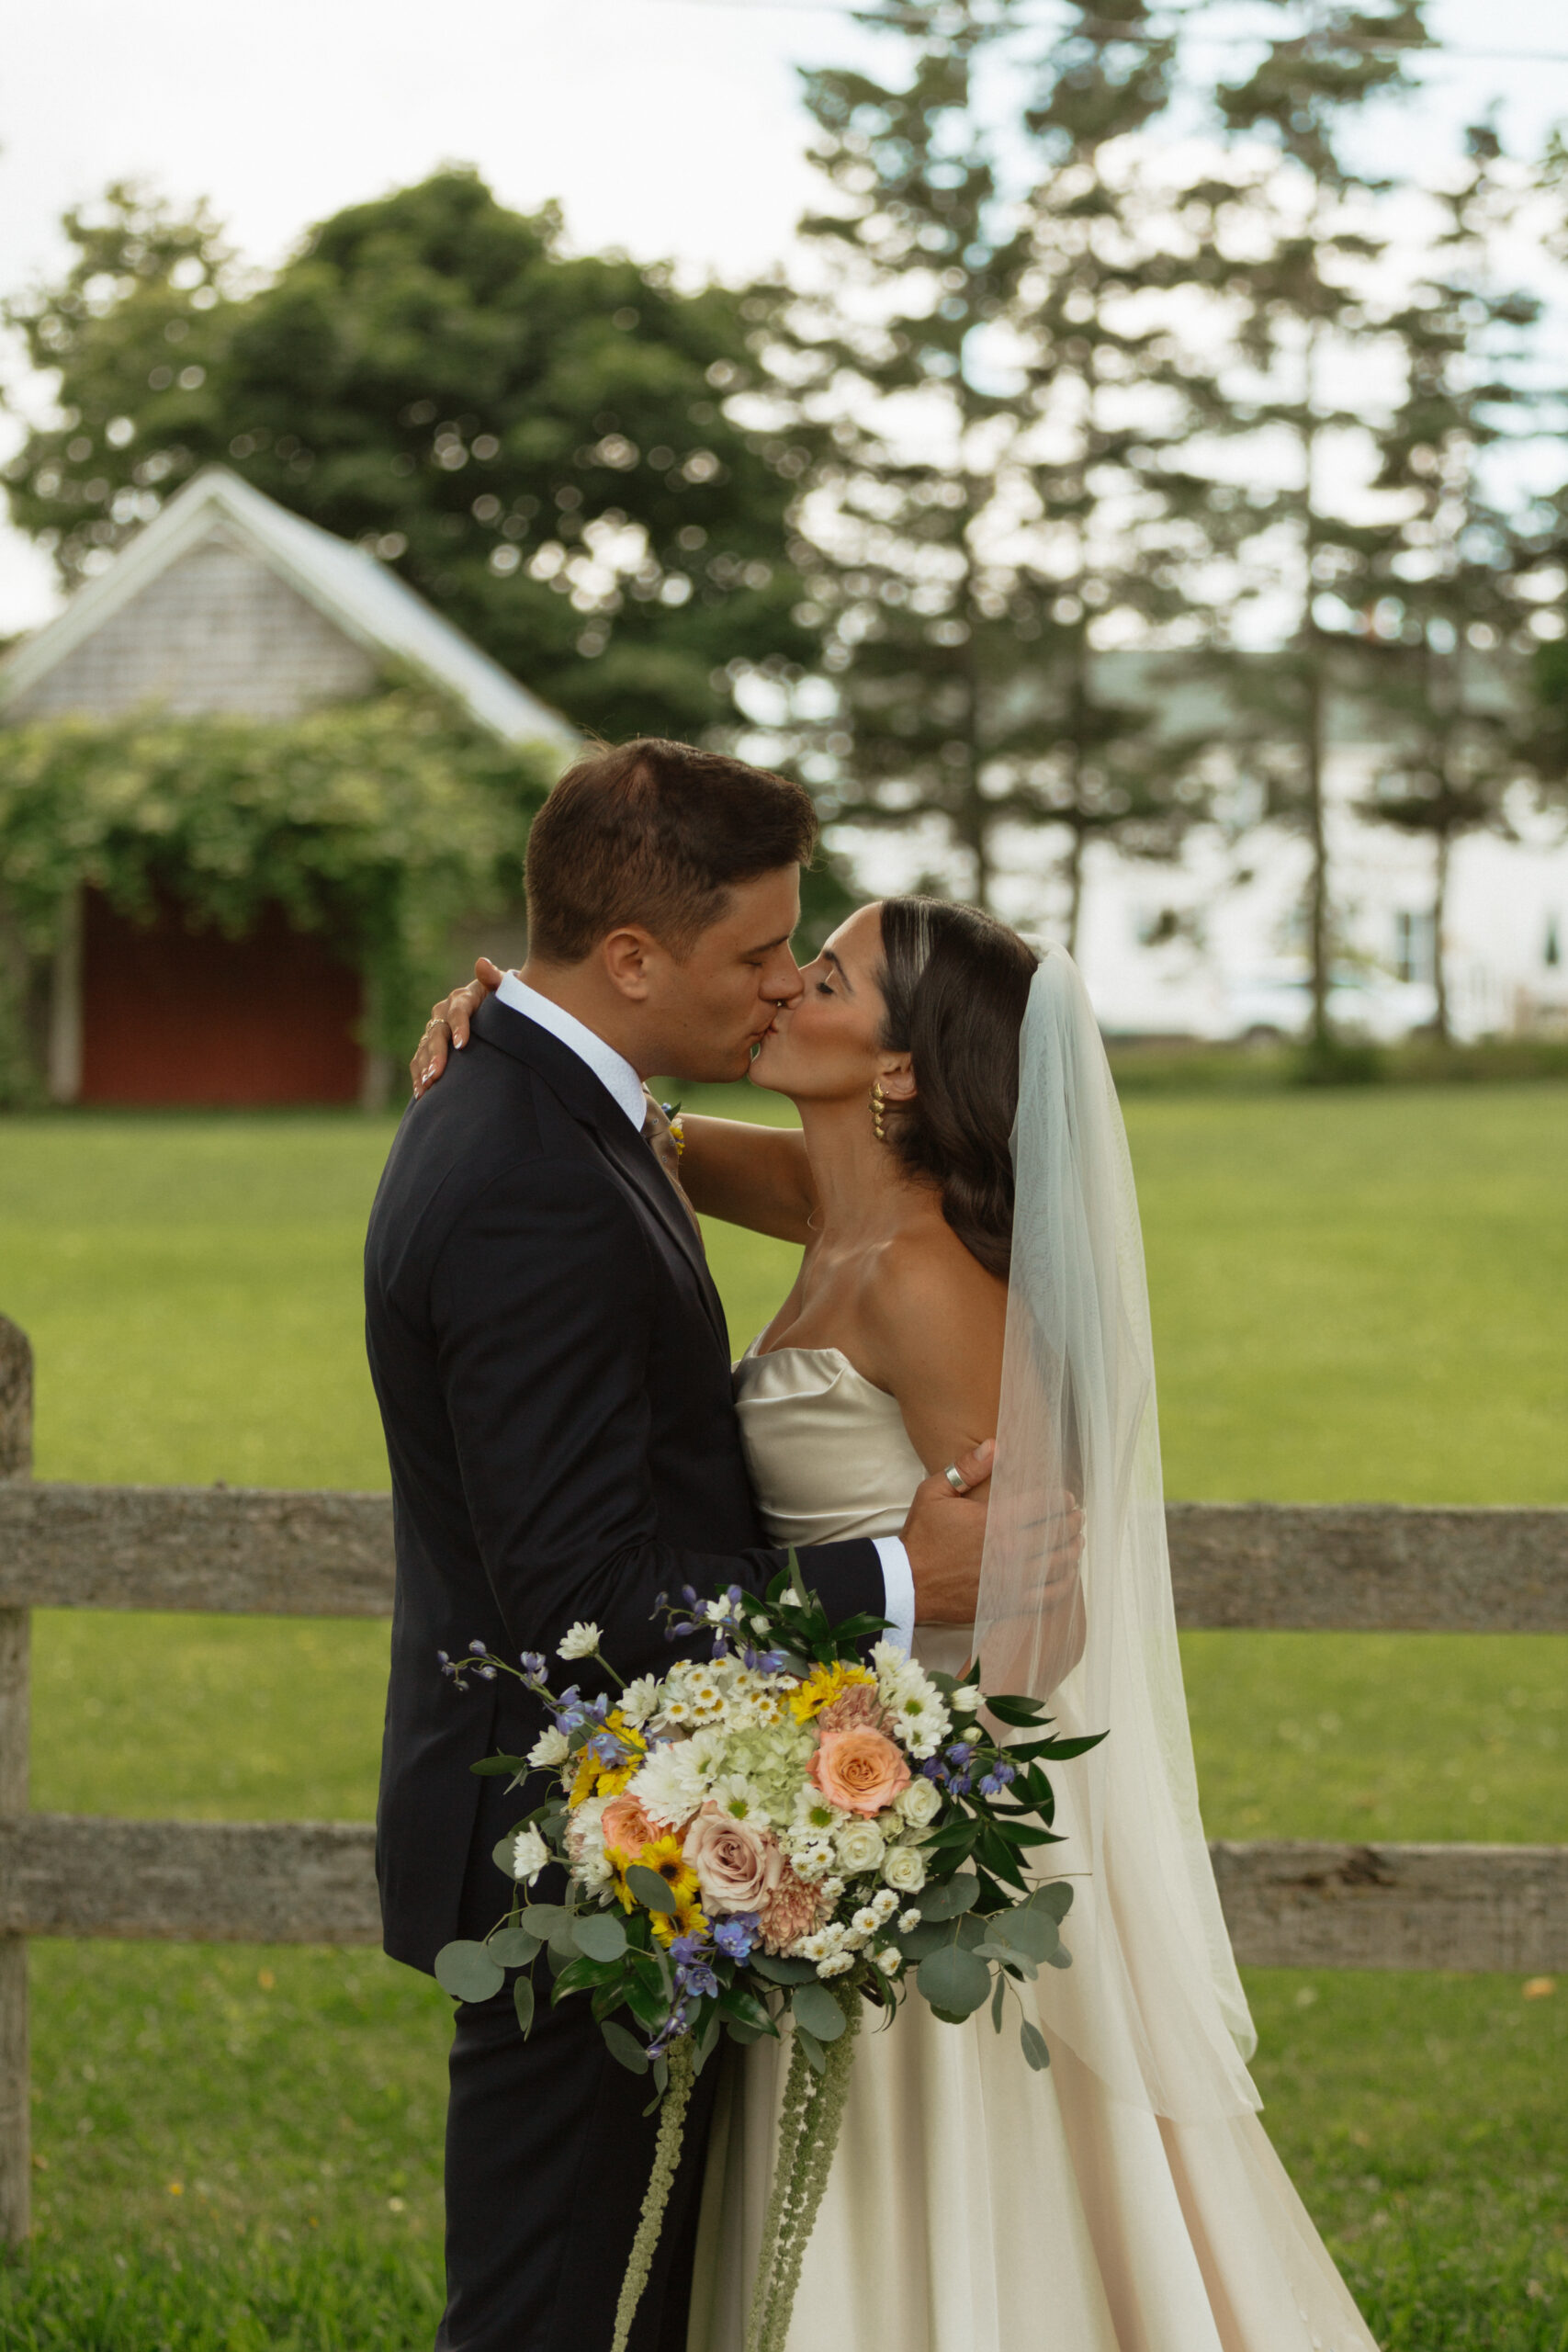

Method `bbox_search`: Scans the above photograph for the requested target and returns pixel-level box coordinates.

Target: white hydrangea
[527,1726,570,1770]
[897,1776,942,1828]
[511,1826,549,1884]
[835,1818,886,1875]
[557,1622,602,1661]
[883,1844,928,1894]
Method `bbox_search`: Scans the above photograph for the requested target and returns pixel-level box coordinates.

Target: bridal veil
[976,943,1259,2123]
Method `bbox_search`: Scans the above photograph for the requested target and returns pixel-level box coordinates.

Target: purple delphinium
[712,1914,761,1962]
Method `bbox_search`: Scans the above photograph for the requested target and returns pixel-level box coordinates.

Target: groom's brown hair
[525,738,818,963]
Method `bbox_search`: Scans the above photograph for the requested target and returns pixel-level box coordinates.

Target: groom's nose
[761,947,804,1006]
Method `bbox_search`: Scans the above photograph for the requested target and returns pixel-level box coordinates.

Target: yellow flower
[788,1660,875,1725]
[652,1889,708,1947]
[568,1711,647,1808]
[609,1832,704,1937]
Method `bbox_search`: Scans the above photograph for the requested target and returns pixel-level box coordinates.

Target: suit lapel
[470,995,731,1357]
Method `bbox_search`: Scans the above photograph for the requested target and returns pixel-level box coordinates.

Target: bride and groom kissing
[365,738,1379,2352]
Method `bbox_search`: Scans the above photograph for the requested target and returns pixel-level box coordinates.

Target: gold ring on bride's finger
[943,1462,970,1495]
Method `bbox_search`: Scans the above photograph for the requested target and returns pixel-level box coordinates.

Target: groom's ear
[601,924,661,1001]
[878,1056,917,1103]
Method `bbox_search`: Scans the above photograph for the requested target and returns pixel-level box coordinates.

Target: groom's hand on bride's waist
[902,1438,996,1623]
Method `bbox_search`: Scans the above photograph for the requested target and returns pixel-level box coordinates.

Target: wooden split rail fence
[1,1311,1565,2244]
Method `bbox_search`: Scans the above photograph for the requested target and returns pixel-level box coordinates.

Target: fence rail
[5,1482,1567,1632]
[1,1314,1565,2245]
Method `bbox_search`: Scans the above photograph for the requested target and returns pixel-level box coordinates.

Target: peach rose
[682,1806,785,1915]
[600,1792,661,1857]
[809,1726,910,1816]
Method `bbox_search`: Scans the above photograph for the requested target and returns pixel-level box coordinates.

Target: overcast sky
[2,0,1565,636]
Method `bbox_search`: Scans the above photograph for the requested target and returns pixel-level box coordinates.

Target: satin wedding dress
[685,1341,1376,2352]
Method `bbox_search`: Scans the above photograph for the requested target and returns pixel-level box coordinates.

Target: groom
[365,739,994,2352]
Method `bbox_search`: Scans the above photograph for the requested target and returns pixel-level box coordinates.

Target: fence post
[0,1315,32,2245]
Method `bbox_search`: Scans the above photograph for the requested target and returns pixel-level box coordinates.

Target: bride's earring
[870,1080,888,1143]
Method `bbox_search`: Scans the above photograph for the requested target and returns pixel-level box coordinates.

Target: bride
[422,896,1377,2352]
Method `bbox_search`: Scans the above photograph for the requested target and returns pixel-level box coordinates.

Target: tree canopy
[4,172,816,745]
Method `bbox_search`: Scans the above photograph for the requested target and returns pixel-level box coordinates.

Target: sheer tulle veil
[975,943,1259,2122]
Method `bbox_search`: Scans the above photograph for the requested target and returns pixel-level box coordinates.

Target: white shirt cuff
[873,1536,916,1658]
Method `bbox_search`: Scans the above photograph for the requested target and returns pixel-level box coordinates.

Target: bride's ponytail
[876,898,1040,1279]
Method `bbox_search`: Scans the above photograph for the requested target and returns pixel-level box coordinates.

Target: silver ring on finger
[942,1462,970,1495]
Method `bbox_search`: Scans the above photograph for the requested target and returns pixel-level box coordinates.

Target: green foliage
[778,1,1215,918]
[0,689,557,1070]
[3,172,818,745]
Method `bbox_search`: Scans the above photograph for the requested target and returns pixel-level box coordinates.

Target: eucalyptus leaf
[990,1973,1007,2033]
[492,1834,525,1879]
[791,1982,848,2044]
[487,1927,540,1969]
[513,1976,536,2037]
[917,1871,980,1923]
[750,1953,817,1984]
[725,2018,769,2046]
[434,1940,505,2006]
[547,1918,581,1961]
[626,1863,679,1915]
[1029,1883,1076,1924]
[794,2024,827,2075]
[602,2019,649,2075]
[1044,1944,1074,1970]
[975,1940,1039,1981]
[1020,2018,1052,2071]
[573,1913,628,1963]
[916,1942,992,2018]
[520,1903,570,1936]
[987,1907,1059,1964]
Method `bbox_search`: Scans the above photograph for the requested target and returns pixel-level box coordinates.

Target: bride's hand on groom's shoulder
[902,1438,996,1623]
[411,958,506,1095]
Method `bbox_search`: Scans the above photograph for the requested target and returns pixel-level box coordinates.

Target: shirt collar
[492,970,646,1132]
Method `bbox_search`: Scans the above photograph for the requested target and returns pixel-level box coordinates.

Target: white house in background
[919,654,1568,1046]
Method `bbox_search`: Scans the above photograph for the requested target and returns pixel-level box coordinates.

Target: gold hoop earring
[870,1080,887,1143]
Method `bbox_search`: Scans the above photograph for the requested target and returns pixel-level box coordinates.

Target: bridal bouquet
[435,1561,1102,2352]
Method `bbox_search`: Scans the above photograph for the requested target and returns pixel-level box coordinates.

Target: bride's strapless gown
[685,1342,1377,2352]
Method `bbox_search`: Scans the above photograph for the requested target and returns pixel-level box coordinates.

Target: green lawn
[1,1087,1564,2346]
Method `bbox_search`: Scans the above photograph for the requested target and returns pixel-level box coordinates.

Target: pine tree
[1201,1,1434,1052]
[779,0,1216,929]
[1354,125,1542,1039]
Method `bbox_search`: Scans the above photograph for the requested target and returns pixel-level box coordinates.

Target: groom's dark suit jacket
[365,993,886,1973]
[366,997,888,2346]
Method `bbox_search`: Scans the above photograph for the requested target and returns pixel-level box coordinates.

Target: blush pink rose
[817,1682,890,1737]
[758,1863,826,1956]
[809,1726,910,1816]
[600,1793,661,1857]
[682,1806,785,1914]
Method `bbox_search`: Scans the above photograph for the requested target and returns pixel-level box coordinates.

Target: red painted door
[79,889,365,1105]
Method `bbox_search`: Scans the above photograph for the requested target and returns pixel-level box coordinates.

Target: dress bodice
[732,1340,972,1676]
[732,1340,927,1548]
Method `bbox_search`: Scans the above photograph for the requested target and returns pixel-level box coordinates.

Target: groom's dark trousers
[365,997,885,2352]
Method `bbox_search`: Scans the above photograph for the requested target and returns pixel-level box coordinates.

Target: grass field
[0,1085,1565,2347]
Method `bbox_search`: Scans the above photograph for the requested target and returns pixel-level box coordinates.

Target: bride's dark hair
[876,897,1040,1279]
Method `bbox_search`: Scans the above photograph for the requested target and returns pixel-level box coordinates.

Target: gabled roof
[0,464,578,747]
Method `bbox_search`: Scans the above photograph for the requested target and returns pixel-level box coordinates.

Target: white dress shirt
[489,970,916,1655]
